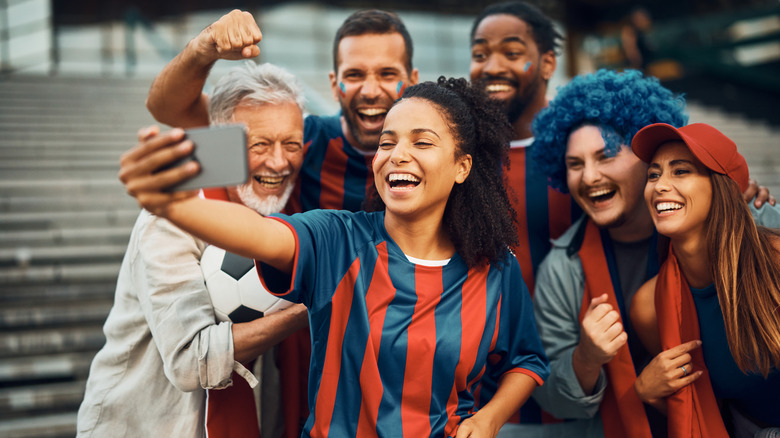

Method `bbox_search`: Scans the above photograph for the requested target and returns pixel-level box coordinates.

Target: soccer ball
[201,245,293,323]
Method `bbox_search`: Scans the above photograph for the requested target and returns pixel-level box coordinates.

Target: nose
[389,141,411,165]
[482,54,506,77]
[653,171,672,193]
[264,143,288,172]
[360,74,382,100]
[582,161,602,185]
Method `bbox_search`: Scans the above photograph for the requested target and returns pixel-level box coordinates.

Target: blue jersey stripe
[525,148,551,278]
[375,249,415,433]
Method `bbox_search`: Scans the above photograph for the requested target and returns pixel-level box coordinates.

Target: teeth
[358,108,387,117]
[588,188,613,198]
[656,202,683,212]
[388,173,420,183]
[255,175,286,185]
[486,84,512,93]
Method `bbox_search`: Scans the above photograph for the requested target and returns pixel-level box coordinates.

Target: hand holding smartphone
[162,124,249,191]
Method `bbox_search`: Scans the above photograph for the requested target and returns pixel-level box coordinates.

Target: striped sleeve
[488,255,550,385]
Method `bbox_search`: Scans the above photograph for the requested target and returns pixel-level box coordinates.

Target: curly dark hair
[531,69,687,193]
[365,77,518,268]
[333,9,414,74]
[471,1,563,55]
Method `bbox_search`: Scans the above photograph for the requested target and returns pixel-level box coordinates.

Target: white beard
[236,180,295,216]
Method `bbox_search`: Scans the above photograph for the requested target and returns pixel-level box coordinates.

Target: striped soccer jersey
[289,114,375,213]
[259,209,549,438]
[505,142,581,295]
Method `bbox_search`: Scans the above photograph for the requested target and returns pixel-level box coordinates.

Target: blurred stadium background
[1,1,778,436]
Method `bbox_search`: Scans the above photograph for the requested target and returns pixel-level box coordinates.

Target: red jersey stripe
[401,266,443,437]
[503,368,545,387]
[310,257,360,437]
[319,137,348,210]
[547,187,571,243]
[505,150,535,291]
[364,154,375,203]
[355,243,394,437]
[443,268,489,436]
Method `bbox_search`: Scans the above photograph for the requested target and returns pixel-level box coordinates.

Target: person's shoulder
[290,209,377,230]
[136,209,197,242]
[550,215,589,250]
[749,200,780,229]
[304,113,341,134]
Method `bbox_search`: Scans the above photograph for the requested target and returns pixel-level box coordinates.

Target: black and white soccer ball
[201,245,293,323]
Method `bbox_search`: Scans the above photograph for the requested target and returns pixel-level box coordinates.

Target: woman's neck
[384,211,455,260]
[671,231,712,289]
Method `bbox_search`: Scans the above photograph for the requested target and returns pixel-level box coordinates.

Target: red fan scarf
[654,245,728,438]
[578,220,653,438]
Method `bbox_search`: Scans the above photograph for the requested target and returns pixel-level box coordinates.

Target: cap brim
[631,123,684,163]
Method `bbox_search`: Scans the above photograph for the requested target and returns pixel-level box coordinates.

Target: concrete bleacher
[0,75,151,438]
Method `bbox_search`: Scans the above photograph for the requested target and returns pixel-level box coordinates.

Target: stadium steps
[0,74,151,437]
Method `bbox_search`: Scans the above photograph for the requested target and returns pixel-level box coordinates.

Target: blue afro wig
[531,69,687,193]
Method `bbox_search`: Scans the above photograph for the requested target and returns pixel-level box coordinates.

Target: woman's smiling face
[645,140,713,240]
[373,97,471,222]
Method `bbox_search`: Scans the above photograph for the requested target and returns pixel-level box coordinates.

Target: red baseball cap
[632,123,749,192]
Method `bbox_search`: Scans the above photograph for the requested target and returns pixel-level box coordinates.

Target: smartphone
[162,124,249,191]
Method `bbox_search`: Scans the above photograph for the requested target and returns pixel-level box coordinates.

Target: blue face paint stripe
[396,81,404,95]
[339,81,347,96]
[523,61,532,73]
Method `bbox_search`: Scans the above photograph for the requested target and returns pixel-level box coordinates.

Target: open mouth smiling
[655,201,683,213]
[485,83,515,94]
[388,173,420,190]
[587,187,616,203]
[254,174,287,189]
[357,108,388,125]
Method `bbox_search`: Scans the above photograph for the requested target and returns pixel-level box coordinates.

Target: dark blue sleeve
[489,255,550,385]
[257,210,357,311]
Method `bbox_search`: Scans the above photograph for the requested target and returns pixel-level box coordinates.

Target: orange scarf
[654,245,728,437]
[578,220,652,438]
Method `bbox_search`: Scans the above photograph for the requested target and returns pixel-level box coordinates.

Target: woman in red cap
[629,122,780,437]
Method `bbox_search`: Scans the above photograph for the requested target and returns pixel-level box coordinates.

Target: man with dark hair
[470,1,573,296]
[469,6,575,432]
[146,9,418,213]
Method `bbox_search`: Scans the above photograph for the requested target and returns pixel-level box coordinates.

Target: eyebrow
[565,147,607,160]
[412,128,440,138]
[472,36,527,47]
[380,128,441,139]
[649,158,694,168]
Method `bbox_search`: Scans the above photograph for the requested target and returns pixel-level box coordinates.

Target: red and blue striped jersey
[506,143,581,295]
[259,209,549,438]
[288,115,374,213]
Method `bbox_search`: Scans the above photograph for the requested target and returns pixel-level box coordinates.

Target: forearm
[532,347,606,419]
[572,345,603,395]
[163,197,295,272]
[469,373,538,435]
[232,304,308,363]
[146,38,214,128]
